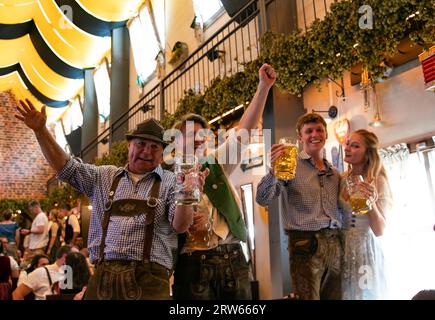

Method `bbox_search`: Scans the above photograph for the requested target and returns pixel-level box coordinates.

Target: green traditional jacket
[200,154,247,242]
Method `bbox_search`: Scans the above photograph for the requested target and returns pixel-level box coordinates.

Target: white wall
[303,60,435,152]
[229,152,272,300]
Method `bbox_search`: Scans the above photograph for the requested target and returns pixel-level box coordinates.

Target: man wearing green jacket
[171,64,276,300]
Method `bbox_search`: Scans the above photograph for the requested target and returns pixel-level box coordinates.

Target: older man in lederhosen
[15,99,208,300]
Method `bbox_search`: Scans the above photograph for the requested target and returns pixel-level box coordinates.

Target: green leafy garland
[161,0,434,128]
[0,185,82,226]
[94,140,128,167]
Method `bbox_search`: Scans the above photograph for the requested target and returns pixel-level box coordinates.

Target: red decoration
[419,46,435,85]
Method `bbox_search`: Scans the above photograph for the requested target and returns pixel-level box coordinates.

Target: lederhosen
[85,173,171,300]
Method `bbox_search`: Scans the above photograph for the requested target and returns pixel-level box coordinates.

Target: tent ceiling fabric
[0,0,144,121]
[76,0,144,22]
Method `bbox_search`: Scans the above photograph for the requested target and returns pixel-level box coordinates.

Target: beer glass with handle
[174,154,200,205]
[346,175,372,214]
[274,137,298,180]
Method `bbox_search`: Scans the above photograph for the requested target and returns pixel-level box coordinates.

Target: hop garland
[161,0,434,128]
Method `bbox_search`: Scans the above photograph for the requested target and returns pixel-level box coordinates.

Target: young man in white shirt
[60,203,80,246]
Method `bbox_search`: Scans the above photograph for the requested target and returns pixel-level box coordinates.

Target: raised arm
[237,64,276,133]
[15,99,69,172]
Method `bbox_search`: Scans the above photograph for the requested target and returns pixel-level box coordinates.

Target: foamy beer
[346,175,372,214]
[274,137,298,180]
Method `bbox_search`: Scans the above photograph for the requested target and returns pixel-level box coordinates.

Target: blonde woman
[341,129,393,300]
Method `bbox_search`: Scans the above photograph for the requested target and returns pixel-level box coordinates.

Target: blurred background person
[47,251,91,300]
[79,248,94,275]
[46,209,64,263]
[60,203,80,246]
[17,253,50,287]
[0,238,20,300]
[0,209,20,261]
[20,200,49,265]
[13,246,71,300]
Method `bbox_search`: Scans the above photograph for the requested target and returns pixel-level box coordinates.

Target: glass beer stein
[274,137,298,180]
[174,155,200,205]
[346,175,372,214]
[187,208,213,250]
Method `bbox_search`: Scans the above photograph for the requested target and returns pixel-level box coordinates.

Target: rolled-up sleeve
[256,172,284,206]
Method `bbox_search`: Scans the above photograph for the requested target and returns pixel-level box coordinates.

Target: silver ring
[147,197,158,208]
[104,200,113,211]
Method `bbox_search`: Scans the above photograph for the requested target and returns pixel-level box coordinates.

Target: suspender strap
[99,173,162,263]
[43,266,54,295]
[99,174,123,263]
[44,266,53,287]
[143,175,161,261]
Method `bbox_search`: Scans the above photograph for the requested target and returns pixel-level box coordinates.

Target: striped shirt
[57,158,177,270]
[256,151,343,231]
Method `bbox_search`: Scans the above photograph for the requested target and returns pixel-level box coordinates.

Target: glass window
[54,121,68,152]
[62,96,83,135]
[94,61,111,123]
[69,96,83,131]
[129,2,165,84]
[381,146,435,299]
[192,0,223,26]
[240,183,256,274]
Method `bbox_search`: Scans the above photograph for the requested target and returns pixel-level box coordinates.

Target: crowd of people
[0,64,395,300]
[0,200,90,300]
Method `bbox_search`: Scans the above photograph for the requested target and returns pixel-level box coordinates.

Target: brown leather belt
[286,228,340,238]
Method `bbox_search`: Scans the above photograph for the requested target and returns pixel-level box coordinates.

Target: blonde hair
[350,129,387,183]
[49,208,63,223]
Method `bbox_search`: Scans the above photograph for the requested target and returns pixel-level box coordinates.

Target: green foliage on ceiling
[42,184,83,211]
[160,0,434,129]
[0,199,32,225]
[0,184,82,226]
[0,141,129,222]
[94,140,129,167]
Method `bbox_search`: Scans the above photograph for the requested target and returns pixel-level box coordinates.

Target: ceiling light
[368,112,385,127]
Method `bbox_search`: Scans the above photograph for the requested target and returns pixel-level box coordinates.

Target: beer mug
[346,175,372,214]
[274,137,298,180]
[188,209,213,249]
[174,155,200,205]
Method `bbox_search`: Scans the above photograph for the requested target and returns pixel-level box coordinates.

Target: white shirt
[68,214,81,233]
[17,270,28,287]
[22,263,63,300]
[29,212,49,250]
